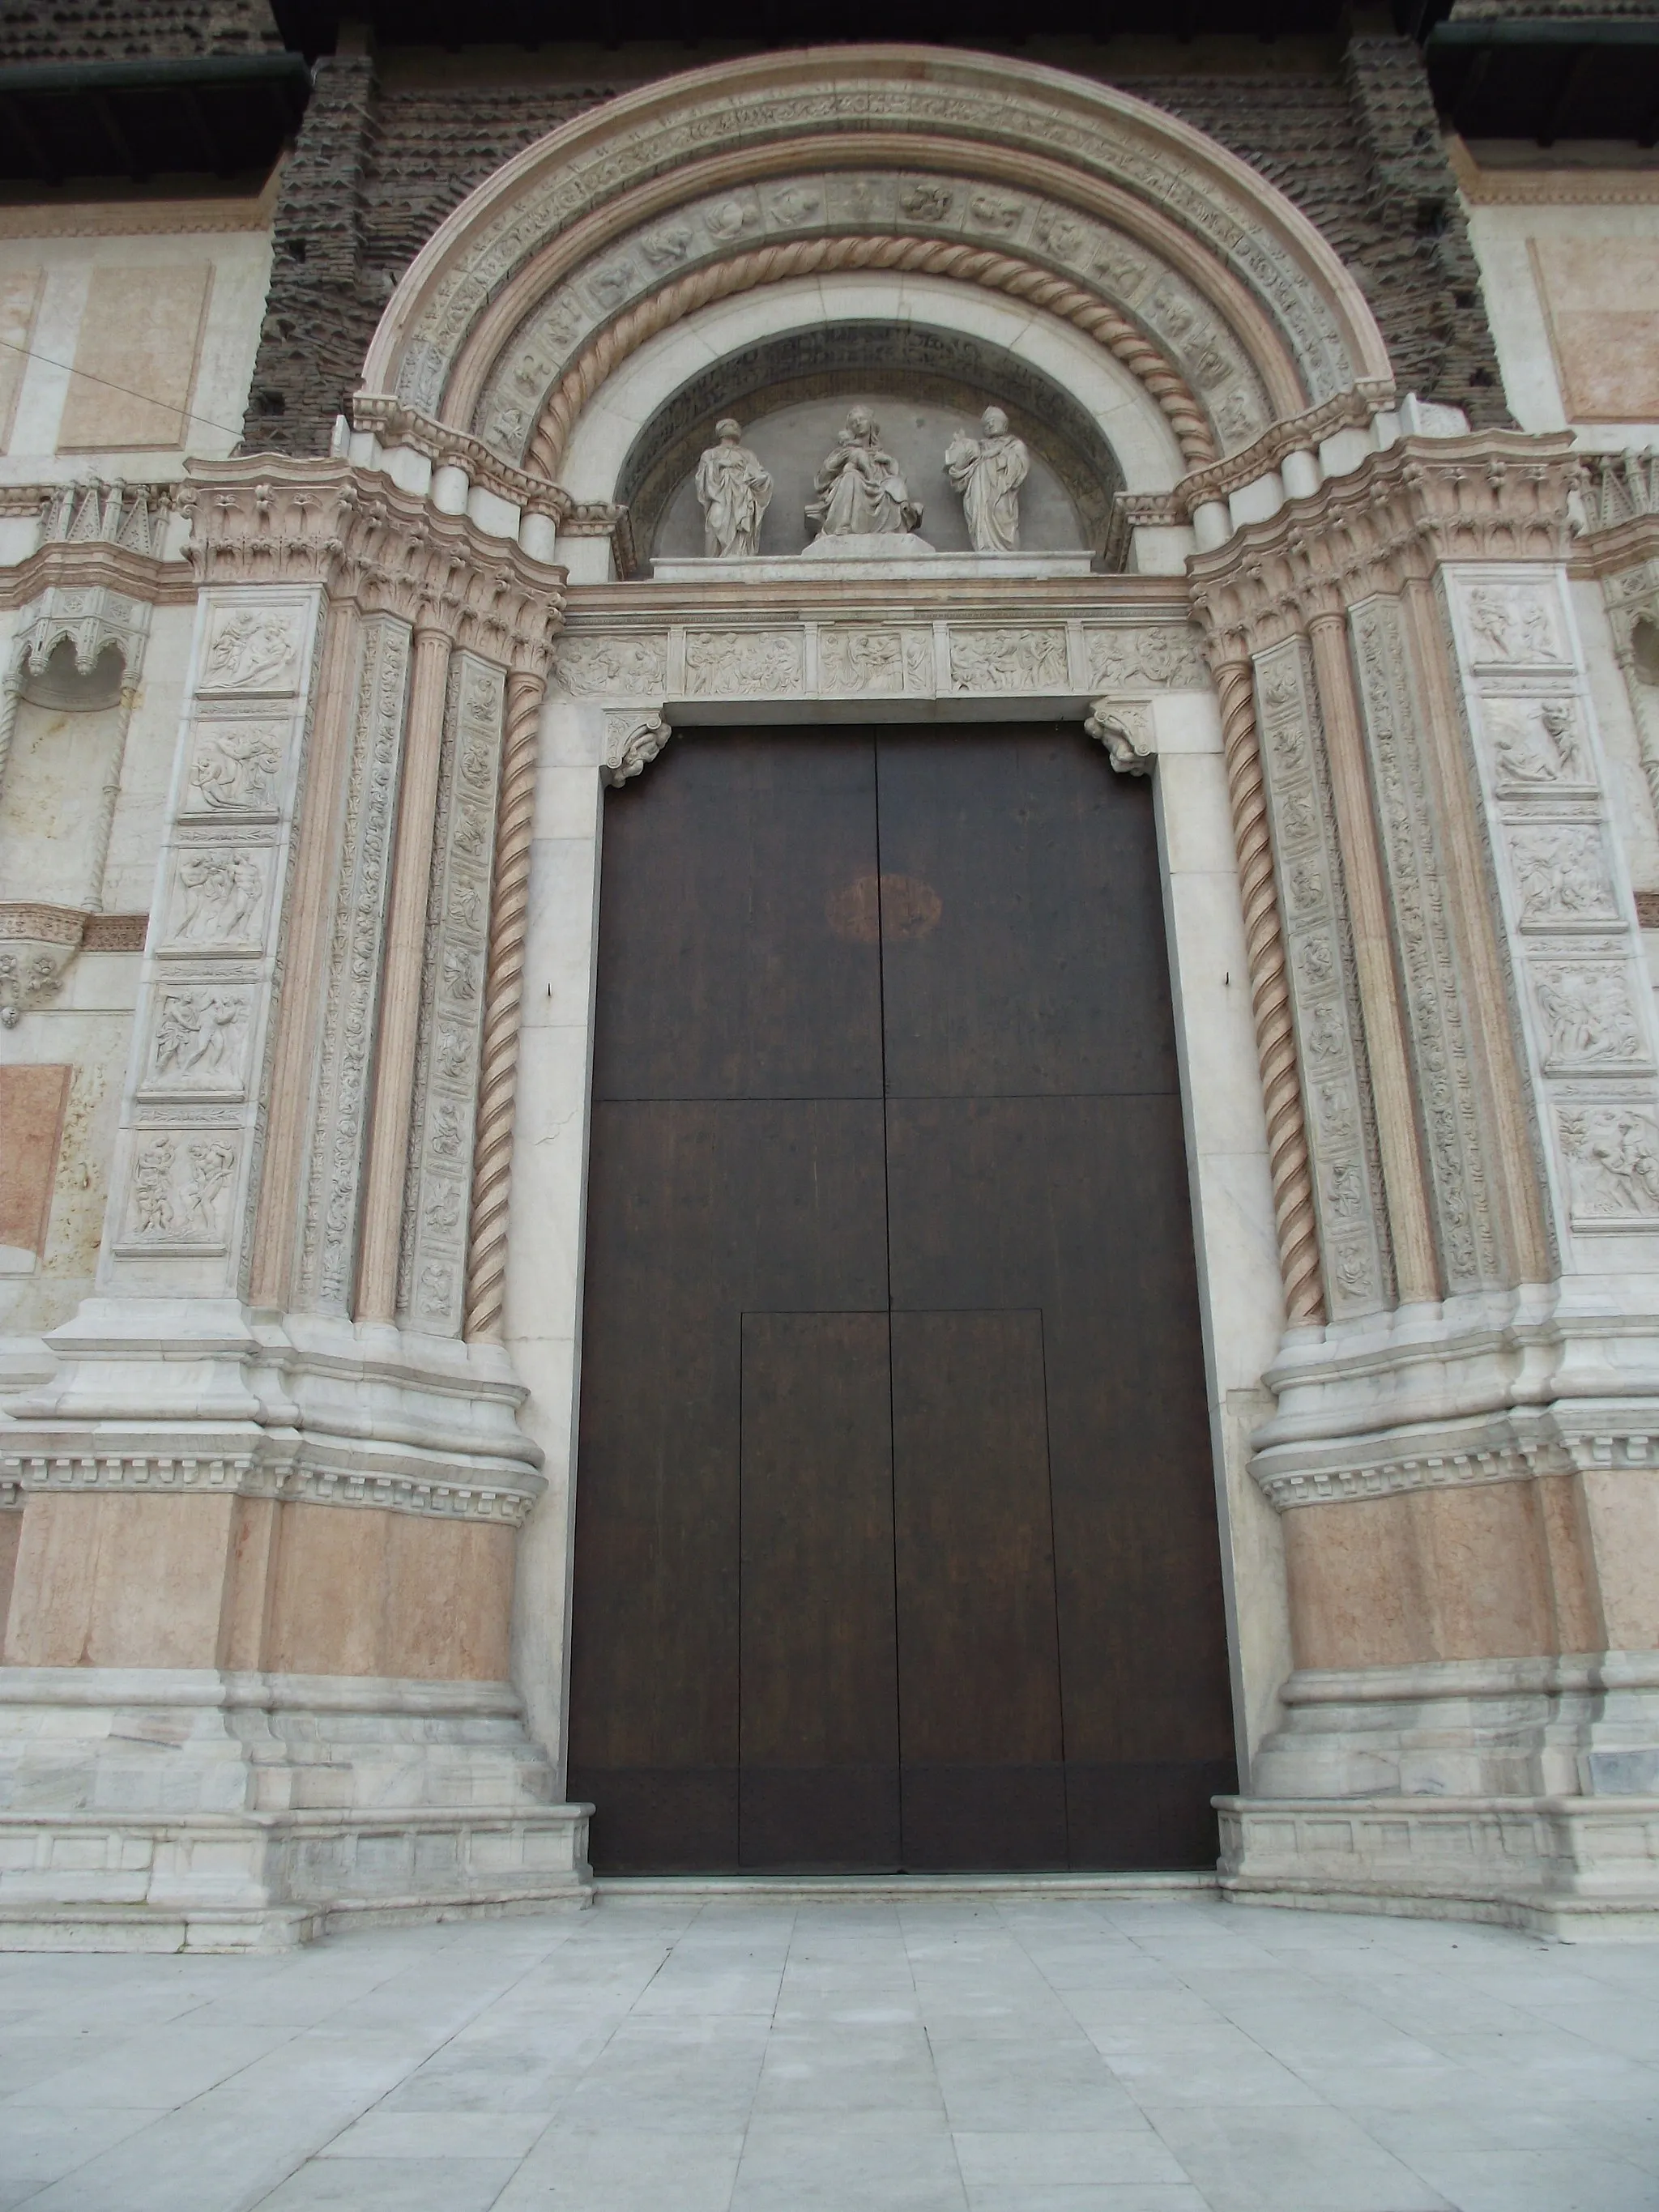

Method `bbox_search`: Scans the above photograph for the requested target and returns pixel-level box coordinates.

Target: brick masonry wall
[245,35,1509,456]
[0,0,281,62]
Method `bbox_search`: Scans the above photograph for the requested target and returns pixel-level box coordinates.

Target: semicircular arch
[359,44,1392,479]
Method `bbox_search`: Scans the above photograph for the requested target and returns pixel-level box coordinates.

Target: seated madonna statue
[806,406,923,539]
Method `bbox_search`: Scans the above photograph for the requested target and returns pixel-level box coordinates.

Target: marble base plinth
[1218,1794,1659,1938]
[0,1668,593,1950]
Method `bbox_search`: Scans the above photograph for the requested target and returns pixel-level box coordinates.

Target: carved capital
[1084,697,1154,777]
[182,458,566,679]
[1188,431,1579,658]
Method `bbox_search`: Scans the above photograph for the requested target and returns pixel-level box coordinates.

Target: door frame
[502,577,1291,1809]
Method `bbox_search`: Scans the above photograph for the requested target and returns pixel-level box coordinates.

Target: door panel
[891,1310,1068,1871]
[570,727,1235,1875]
[740,1311,900,1869]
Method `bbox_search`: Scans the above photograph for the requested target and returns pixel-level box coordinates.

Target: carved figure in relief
[945,408,1030,555]
[1560,1106,1659,1218]
[436,1025,470,1080]
[1490,698,1586,786]
[153,990,247,1080]
[950,629,1068,692]
[807,407,922,539]
[132,1134,177,1234]
[554,635,667,697]
[204,608,297,691]
[1089,629,1205,690]
[441,946,478,1000]
[190,725,283,812]
[901,181,953,220]
[695,420,774,556]
[1467,586,1562,666]
[821,632,903,693]
[419,1261,454,1316]
[1512,827,1613,924]
[176,850,262,944]
[182,1139,235,1234]
[1537,966,1642,1065]
[1304,999,1347,1063]
[1326,1160,1365,1221]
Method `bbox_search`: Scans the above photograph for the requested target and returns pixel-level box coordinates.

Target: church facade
[3,2,1659,1946]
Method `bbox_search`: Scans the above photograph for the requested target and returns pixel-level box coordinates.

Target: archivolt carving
[525,237,1217,480]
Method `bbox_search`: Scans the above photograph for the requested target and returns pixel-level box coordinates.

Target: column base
[0,1668,593,1950]
[1218,1793,1659,1938]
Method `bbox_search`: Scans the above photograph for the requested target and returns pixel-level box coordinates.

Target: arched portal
[339,45,1401,1873]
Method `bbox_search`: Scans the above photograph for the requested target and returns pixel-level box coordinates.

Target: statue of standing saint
[945,407,1030,554]
[694,418,773,556]
[805,405,923,539]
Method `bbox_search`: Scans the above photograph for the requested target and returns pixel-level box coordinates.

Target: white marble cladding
[1251,637,1391,1319]
[0,1668,591,1950]
[1218,1791,1659,1937]
[1444,565,1659,1262]
[102,586,324,1298]
[550,612,1207,708]
[398,654,505,1338]
[471,164,1273,466]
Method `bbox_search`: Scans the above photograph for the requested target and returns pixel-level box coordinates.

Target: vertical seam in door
[872,733,904,1852]
[1035,1302,1073,1868]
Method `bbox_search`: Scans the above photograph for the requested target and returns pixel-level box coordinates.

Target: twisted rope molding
[465,668,544,1341]
[526,236,1218,479]
[1213,656,1324,1326]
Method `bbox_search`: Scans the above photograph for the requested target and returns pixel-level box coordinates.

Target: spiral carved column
[465,667,545,1341]
[1213,654,1324,1327]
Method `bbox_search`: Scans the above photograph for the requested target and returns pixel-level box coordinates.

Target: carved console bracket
[1084,697,1154,776]
[602,708,672,786]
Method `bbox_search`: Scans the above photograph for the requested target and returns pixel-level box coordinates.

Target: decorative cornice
[0,191,273,239]
[0,1448,539,1526]
[1256,1422,1659,1512]
[0,480,192,615]
[1188,430,1579,656]
[1449,135,1659,208]
[181,458,567,676]
[1173,383,1397,520]
[348,395,569,522]
[1569,450,1659,581]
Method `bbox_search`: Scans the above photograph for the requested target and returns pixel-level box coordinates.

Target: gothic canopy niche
[356,46,1395,496]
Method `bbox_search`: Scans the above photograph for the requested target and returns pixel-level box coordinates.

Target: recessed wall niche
[0,640,126,909]
[620,323,1123,568]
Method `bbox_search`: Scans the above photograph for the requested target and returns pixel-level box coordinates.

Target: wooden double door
[569,725,1235,1872]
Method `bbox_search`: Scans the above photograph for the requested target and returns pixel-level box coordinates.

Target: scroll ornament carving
[603,710,672,787]
[401,660,504,1336]
[1085,698,1154,777]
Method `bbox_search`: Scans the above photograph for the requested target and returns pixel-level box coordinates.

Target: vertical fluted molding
[1214,655,1324,1327]
[356,622,454,1323]
[464,667,544,1342]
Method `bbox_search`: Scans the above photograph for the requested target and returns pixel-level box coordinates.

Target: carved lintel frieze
[1084,697,1154,776]
[603,708,672,787]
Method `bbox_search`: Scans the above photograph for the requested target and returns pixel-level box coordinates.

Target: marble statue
[694,418,773,556]
[946,407,1030,554]
[806,406,923,539]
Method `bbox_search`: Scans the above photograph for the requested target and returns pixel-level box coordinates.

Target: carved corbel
[1084,697,1154,776]
[0,904,84,1027]
[603,707,672,787]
